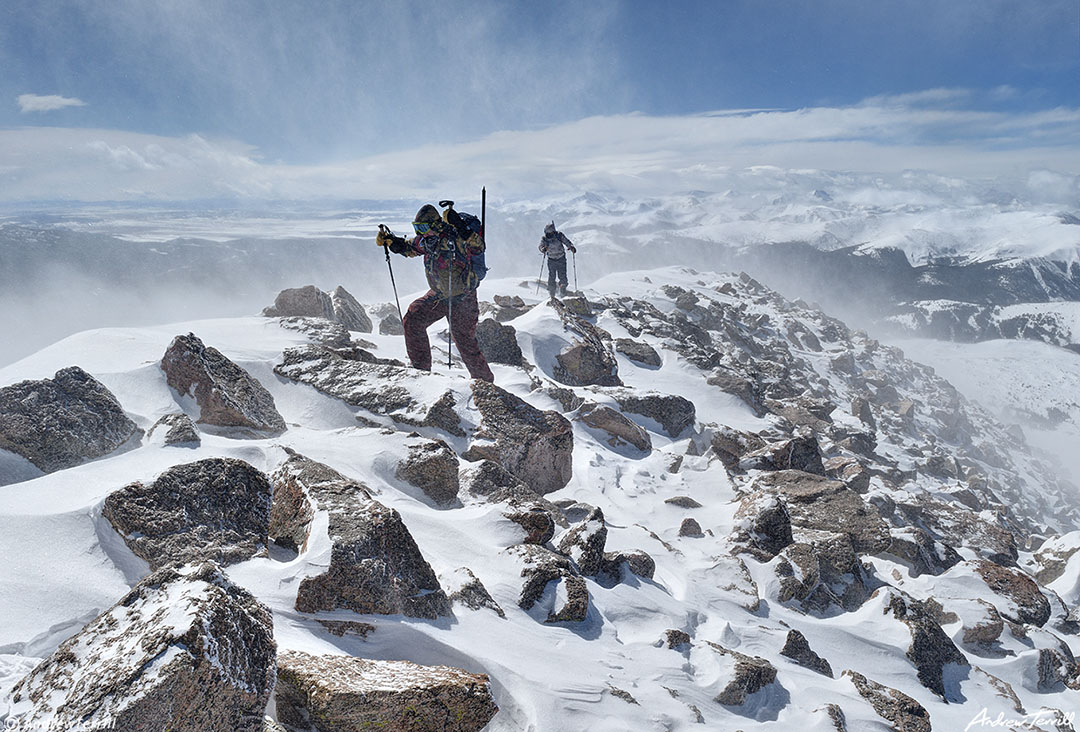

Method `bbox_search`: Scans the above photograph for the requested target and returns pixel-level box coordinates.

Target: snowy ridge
[0,267,1077,730]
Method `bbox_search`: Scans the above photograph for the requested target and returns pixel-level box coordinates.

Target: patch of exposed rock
[556,506,608,576]
[507,544,589,623]
[148,412,200,446]
[276,650,497,732]
[882,590,969,700]
[0,366,141,473]
[283,453,450,619]
[476,317,524,367]
[463,379,574,495]
[549,300,622,387]
[442,567,505,618]
[161,333,285,433]
[775,529,874,614]
[780,629,833,677]
[330,285,373,332]
[6,563,275,732]
[576,402,651,452]
[263,284,335,320]
[750,470,890,554]
[103,458,272,570]
[740,433,825,475]
[973,559,1051,627]
[707,643,779,706]
[274,344,462,432]
[267,450,350,553]
[896,498,1018,566]
[396,437,461,507]
[842,670,931,732]
[615,338,662,367]
[610,390,696,438]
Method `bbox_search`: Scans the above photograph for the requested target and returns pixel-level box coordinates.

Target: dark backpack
[445,208,487,284]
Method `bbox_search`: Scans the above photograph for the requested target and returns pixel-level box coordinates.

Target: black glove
[444,208,471,238]
[388,237,407,254]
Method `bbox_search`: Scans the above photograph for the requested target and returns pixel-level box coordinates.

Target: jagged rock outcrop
[287,453,451,619]
[740,433,825,475]
[779,629,832,677]
[709,424,767,473]
[576,402,651,452]
[103,458,272,570]
[973,559,1051,626]
[750,470,890,554]
[464,379,574,495]
[610,391,696,437]
[488,294,531,322]
[707,643,779,706]
[263,284,335,320]
[842,670,931,732]
[505,506,557,545]
[443,567,505,618]
[733,492,793,559]
[615,338,662,367]
[549,300,622,387]
[476,317,524,366]
[507,544,589,623]
[0,366,140,473]
[147,412,200,446]
[599,549,656,583]
[5,563,275,732]
[556,506,608,576]
[268,450,339,553]
[896,498,1018,566]
[396,437,461,507]
[882,590,969,700]
[330,285,373,332]
[275,651,497,732]
[775,530,874,614]
[161,333,285,433]
[274,344,462,431]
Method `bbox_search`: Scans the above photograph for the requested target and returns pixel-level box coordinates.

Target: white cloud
[0,97,1077,204]
[17,94,88,113]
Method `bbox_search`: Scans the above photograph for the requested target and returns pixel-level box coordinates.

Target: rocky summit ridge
[0,267,1077,731]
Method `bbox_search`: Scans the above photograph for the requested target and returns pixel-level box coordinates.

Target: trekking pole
[572,249,578,293]
[378,225,404,325]
[535,254,547,296]
[447,271,454,370]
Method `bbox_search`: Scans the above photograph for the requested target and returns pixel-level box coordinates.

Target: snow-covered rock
[3,562,275,732]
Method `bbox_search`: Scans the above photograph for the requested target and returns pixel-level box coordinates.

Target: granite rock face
[6,563,276,732]
[507,544,590,623]
[103,457,273,570]
[161,333,285,433]
[396,438,461,507]
[286,451,451,619]
[147,412,200,446]
[465,379,574,495]
[330,285,373,332]
[276,650,497,732]
[476,317,524,367]
[0,366,140,474]
[262,284,335,320]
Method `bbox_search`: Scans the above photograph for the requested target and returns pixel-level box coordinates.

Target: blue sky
[0,0,1078,201]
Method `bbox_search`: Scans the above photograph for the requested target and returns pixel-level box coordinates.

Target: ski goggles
[413,221,435,235]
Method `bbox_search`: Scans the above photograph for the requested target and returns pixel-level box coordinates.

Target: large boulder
[507,544,590,623]
[615,338,662,367]
[103,458,272,570]
[973,559,1051,627]
[330,285,373,332]
[161,333,285,433]
[0,366,140,473]
[707,643,779,707]
[276,651,497,732]
[882,590,969,700]
[842,670,931,732]
[740,433,825,475]
[147,412,200,446]
[611,391,696,438]
[555,506,608,576]
[750,470,890,554]
[5,563,275,732]
[287,452,451,619]
[550,301,621,387]
[775,529,874,614]
[274,345,462,433]
[263,284,335,320]
[476,318,524,367]
[395,437,461,507]
[463,380,573,495]
[575,402,651,452]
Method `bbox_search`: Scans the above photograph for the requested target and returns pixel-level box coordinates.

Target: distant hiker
[539,222,576,298]
[376,203,494,382]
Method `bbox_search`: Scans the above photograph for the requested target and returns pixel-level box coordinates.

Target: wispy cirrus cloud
[17,94,87,113]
